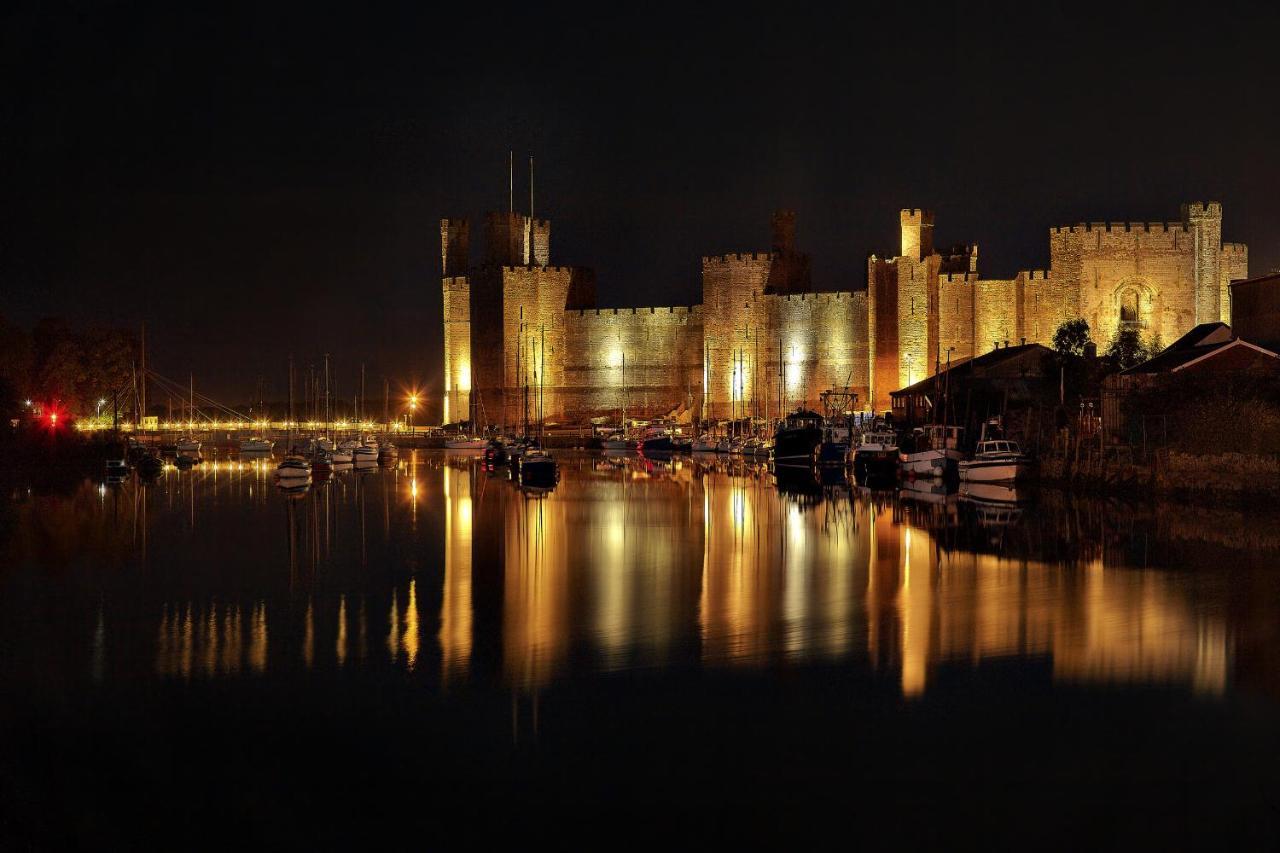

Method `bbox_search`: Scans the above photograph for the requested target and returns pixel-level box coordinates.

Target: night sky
[4,2,1278,408]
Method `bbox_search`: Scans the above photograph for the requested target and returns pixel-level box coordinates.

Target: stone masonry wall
[559,306,704,421]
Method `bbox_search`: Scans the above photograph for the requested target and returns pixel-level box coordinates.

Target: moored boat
[239,437,274,454]
[275,454,312,480]
[772,410,824,467]
[899,425,965,478]
[852,428,899,480]
[445,435,488,450]
[958,439,1030,483]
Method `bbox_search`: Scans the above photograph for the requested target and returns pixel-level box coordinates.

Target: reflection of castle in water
[46,457,1233,696]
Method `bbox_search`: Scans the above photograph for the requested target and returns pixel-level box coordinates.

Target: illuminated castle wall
[868,203,1248,409]
[442,202,1247,423]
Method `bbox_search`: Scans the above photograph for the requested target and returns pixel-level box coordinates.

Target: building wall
[1231,275,1280,351]
[558,307,704,422]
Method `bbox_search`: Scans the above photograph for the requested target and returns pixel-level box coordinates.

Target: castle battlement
[568,305,702,318]
[1025,270,1049,281]
[1222,242,1247,255]
[500,264,578,274]
[939,273,978,284]
[442,275,470,286]
[1050,221,1190,234]
[702,252,773,265]
[1183,201,1223,219]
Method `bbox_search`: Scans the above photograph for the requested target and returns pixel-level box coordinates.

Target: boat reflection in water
[3,451,1260,704]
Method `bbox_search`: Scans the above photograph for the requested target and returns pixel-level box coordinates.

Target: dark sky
[3,1,1278,407]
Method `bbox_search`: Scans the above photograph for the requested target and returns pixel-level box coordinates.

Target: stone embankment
[1040,450,1280,500]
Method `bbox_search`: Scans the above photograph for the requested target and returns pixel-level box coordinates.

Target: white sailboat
[276,356,311,482]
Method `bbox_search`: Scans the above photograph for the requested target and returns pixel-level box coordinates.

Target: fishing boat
[899,425,965,478]
[853,428,899,480]
[445,435,488,450]
[772,409,824,467]
[817,388,857,468]
[239,437,273,454]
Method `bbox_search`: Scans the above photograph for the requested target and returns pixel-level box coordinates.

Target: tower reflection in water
[3,453,1238,698]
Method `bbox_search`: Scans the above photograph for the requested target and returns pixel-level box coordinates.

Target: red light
[49,413,57,424]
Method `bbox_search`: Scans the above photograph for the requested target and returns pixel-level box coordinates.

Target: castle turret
[900,208,934,261]
[440,218,470,277]
[1184,201,1223,325]
[771,209,797,253]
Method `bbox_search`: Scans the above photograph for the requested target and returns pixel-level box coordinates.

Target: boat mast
[324,354,331,438]
[287,355,294,451]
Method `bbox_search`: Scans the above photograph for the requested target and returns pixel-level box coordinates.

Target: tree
[1106,327,1150,370]
[1052,318,1092,359]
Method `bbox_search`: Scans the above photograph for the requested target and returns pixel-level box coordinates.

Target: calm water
[3,451,1280,844]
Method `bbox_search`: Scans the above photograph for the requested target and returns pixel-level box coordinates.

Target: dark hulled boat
[772,410,823,467]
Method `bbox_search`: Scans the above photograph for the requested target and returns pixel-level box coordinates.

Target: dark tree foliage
[1052,318,1091,359]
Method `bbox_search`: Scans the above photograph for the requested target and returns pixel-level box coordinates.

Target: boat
[853,428,899,480]
[175,453,197,470]
[958,419,1031,483]
[741,437,772,459]
[331,447,354,464]
[315,437,335,452]
[817,437,849,467]
[445,435,488,450]
[311,449,333,476]
[275,356,311,481]
[772,409,824,467]
[484,438,509,466]
[354,444,379,462]
[276,454,311,480]
[691,434,718,453]
[639,425,675,454]
[671,436,693,453]
[136,452,164,478]
[601,429,637,452]
[239,437,274,454]
[518,447,557,482]
[378,442,398,463]
[959,439,1031,483]
[337,438,361,452]
[817,388,857,468]
[176,438,202,454]
[899,425,965,478]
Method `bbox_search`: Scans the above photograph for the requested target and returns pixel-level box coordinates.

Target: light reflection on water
[1,451,1271,699]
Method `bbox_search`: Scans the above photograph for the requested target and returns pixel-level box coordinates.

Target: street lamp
[407,394,419,435]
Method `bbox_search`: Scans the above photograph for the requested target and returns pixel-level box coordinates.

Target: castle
[440,203,1247,425]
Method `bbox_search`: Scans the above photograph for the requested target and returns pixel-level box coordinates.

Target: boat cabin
[975,440,1021,456]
